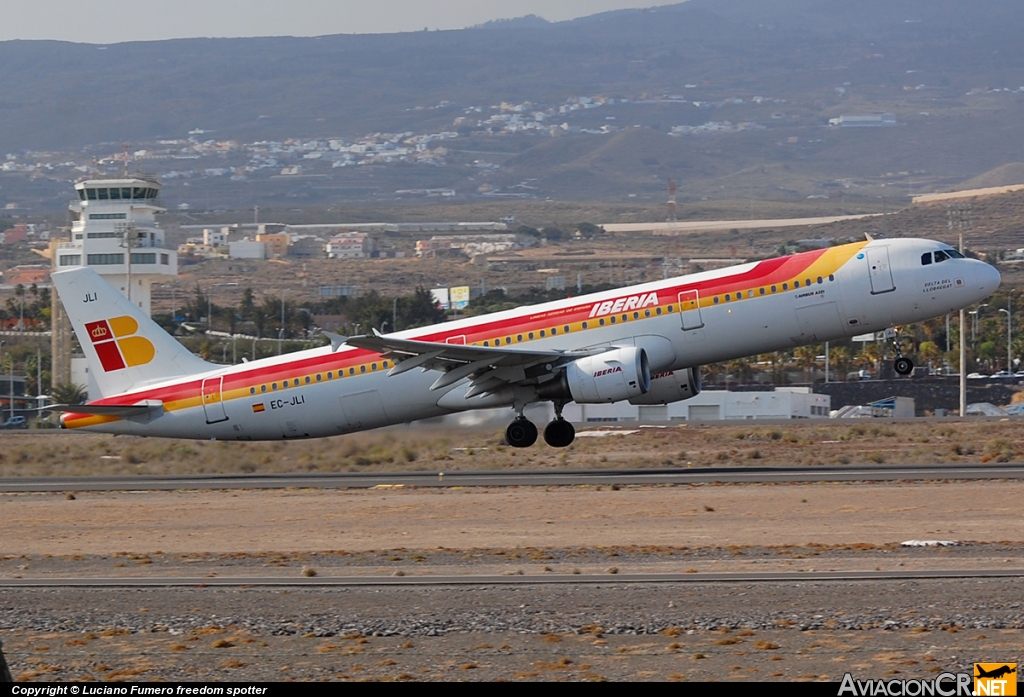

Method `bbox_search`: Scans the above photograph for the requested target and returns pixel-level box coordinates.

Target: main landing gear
[504,405,576,449]
[886,327,914,376]
[505,416,538,448]
[543,417,575,448]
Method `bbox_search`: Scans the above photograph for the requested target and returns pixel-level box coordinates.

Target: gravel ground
[2,474,1022,682]
[2,579,1022,682]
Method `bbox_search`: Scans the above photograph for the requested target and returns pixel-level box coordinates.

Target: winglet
[323,331,349,352]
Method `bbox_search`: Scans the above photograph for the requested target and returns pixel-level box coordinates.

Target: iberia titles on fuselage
[51,237,999,448]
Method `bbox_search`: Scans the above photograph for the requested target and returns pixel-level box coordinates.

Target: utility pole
[949,209,972,417]
[278,290,286,355]
[998,290,1014,373]
[117,222,134,304]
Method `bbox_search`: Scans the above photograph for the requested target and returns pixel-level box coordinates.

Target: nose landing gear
[886,327,914,376]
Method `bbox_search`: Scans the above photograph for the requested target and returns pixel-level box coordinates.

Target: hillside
[958,163,1024,190]
[3,1,1024,210]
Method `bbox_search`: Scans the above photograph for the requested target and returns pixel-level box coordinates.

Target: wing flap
[346,331,585,392]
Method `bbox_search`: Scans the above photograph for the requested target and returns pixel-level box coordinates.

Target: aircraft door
[201,376,228,424]
[866,247,896,294]
[338,390,390,433]
[677,290,705,330]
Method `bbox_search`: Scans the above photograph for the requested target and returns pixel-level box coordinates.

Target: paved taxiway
[3,568,1024,588]
[3,462,1024,492]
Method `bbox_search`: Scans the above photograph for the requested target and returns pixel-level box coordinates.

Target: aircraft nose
[979,261,1001,294]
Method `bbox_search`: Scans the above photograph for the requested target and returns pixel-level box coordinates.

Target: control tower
[51,177,178,390]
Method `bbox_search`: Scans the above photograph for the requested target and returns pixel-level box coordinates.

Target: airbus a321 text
[51,237,999,448]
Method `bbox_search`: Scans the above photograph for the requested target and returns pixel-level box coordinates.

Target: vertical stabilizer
[51,267,213,398]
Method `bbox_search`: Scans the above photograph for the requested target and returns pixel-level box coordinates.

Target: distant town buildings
[255,232,290,258]
[415,233,533,258]
[0,89,803,209]
[227,239,267,260]
[828,113,897,127]
[326,232,374,259]
[1,264,50,286]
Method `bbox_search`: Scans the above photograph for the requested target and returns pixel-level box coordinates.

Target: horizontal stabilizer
[47,400,164,418]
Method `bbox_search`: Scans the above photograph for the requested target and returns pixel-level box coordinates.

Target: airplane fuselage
[60,237,999,440]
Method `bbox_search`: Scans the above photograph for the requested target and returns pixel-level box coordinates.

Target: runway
[3,462,1024,492]
[2,568,1024,588]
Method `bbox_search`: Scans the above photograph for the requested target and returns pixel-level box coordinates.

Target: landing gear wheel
[505,418,538,448]
[886,326,914,376]
[543,418,576,448]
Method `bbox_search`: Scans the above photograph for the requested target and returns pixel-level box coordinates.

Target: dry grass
[4,419,1024,479]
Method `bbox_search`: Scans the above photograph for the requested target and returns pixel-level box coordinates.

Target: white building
[53,177,178,395]
[57,178,177,313]
[562,387,831,422]
[828,113,897,127]
[228,239,267,260]
[203,228,228,247]
[326,232,374,259]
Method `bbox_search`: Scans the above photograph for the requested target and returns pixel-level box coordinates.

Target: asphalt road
[3,568,1024,588]
[3,462,1024,492]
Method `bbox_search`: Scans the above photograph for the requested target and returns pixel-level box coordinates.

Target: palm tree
[793,345,819,383]
[52,383,87,405]
[918,341,942,371]
[859,341,885,376]
[829,345,852,381]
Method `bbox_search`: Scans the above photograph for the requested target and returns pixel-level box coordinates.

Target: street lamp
[969,303,989,346]
[278,290,287,356]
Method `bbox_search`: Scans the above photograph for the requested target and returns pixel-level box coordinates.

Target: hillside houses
[415,233,534,258]
[326,232,374,259]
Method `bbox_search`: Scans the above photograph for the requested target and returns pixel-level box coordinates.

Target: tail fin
[51,267,213,398]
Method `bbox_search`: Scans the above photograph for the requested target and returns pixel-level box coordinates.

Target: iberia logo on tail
[84,316,156,372]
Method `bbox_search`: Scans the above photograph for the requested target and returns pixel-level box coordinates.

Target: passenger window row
[712,274,835,304]
[248,360,391,395]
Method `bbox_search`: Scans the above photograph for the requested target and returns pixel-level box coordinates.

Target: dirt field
[1,418,1022,478]
[2,420,1023,682]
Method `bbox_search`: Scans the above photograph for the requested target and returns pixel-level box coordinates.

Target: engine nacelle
[629,367,701,405]
[563,346,650,404]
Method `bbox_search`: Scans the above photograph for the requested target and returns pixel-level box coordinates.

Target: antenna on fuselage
[865,232,875,242]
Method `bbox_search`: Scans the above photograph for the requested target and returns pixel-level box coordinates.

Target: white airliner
[51,237,999,447]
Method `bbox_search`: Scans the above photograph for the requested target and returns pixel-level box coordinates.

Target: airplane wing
[45,400,165,418]
[344,331,595,397]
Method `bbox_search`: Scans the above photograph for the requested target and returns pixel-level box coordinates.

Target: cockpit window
[944,248,965,259]
[921,253,932,266]
[934,250,950,263]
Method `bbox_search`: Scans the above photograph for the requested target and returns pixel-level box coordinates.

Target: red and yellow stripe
[63,241,866,429]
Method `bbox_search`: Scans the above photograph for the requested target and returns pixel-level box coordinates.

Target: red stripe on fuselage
[70,246,834,419]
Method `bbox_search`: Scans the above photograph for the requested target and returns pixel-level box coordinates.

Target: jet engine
[539,347,650,404]
[629,367,701,405]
